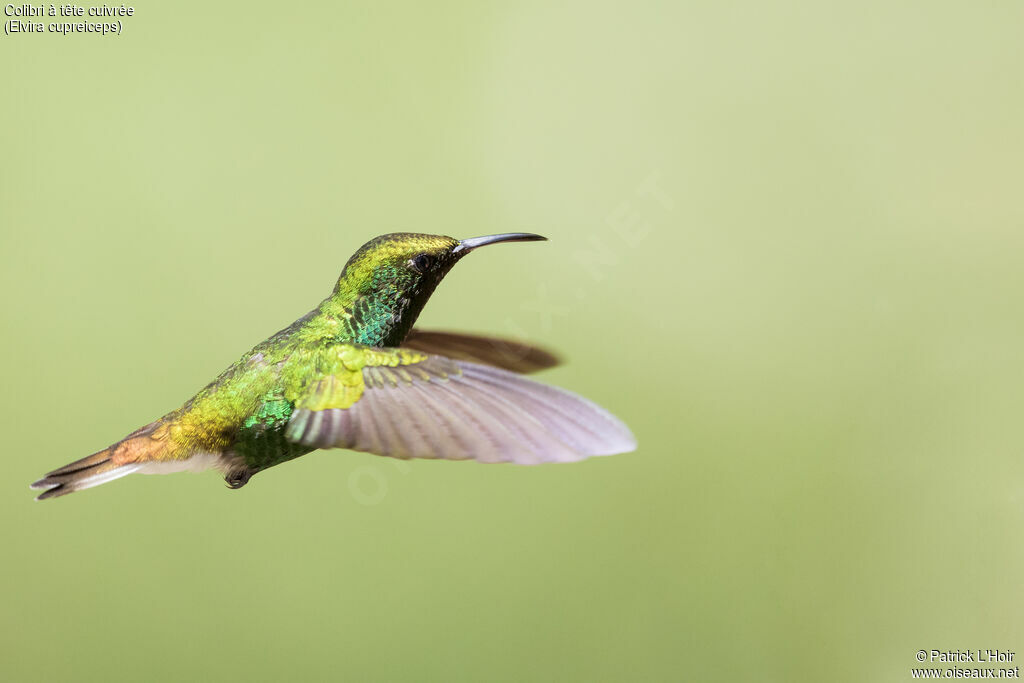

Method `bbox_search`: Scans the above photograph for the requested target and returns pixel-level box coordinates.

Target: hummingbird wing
[281,345,635,464]
[400,329,560,374]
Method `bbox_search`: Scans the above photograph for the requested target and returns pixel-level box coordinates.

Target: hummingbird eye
[408,254,433,273]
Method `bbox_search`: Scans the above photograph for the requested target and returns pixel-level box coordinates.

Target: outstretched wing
[400,329,560,374]
[282,345,635,464]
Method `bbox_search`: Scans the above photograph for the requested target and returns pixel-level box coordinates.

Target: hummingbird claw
[225,468,253,489]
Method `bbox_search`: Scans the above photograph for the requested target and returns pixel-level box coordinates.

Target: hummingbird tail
[30,448,142,500]
[30,420,168,500]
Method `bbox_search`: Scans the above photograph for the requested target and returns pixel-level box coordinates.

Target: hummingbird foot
[225,467,254,489]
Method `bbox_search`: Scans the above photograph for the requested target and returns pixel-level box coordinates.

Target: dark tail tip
[30,479,73,500]
[30,450,113,501]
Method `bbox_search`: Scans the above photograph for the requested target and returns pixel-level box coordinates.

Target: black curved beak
[452,233,547,254]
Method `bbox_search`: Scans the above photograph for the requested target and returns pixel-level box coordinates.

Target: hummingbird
[31,233,636,500]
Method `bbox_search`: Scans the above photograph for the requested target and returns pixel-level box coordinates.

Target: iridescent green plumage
[31,233,636,500]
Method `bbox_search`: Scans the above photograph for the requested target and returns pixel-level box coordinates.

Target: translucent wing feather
[283,347,635,464]
[401,329,561,373]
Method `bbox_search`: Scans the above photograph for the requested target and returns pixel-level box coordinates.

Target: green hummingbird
[31,233,636,500]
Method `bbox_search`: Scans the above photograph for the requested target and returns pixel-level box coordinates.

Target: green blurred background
[3,2,1023,681]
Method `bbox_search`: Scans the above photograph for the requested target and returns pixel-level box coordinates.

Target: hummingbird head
[330,232,546,346]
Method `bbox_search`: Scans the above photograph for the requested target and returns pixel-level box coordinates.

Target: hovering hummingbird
[31,233,636,500]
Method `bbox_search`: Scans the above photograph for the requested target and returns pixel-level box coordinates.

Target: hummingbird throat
[327,278,439,347]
